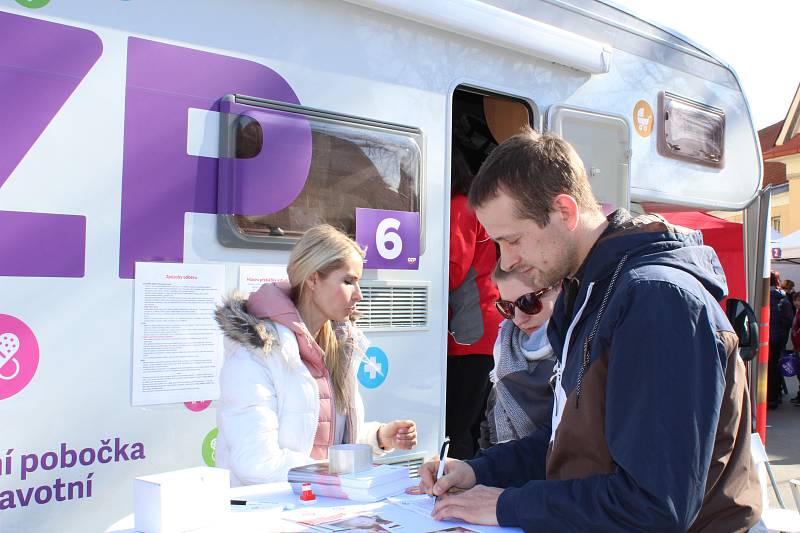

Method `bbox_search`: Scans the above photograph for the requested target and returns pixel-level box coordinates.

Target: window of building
[772,216,781,233]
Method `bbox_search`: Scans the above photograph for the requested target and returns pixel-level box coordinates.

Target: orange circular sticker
[633,100,654,137]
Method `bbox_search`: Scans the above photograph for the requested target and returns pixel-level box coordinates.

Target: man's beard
[523,243,578,289]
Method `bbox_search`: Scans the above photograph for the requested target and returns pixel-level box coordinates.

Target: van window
[657,92,724,168]
[218,97,422,247]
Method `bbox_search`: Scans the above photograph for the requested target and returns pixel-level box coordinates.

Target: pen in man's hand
[434,437,450,502]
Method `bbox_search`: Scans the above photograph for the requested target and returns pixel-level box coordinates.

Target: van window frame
[452,84,540,135]
[216,94,426,252]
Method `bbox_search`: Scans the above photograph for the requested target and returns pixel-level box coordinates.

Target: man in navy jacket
[420,129,760,532]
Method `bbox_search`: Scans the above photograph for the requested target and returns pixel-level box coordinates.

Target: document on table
[132,262,225,405]
[224,482,521,533]
[387,492,436,518]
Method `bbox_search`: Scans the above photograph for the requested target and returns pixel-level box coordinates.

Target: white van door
[547,105,631,213]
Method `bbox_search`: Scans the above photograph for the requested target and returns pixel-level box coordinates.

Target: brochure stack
[287,463,413,502]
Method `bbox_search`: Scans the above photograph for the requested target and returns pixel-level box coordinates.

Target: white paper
[132,262,226,406]
[220,483,521,533]
[238,264,289,294]
[387,492,435,518]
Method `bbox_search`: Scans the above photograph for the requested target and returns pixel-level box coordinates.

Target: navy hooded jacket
[466,210,760,532]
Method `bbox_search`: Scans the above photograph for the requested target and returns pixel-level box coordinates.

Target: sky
[612,0,799,131]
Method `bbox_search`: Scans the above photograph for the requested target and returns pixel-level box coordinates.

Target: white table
[105,482,522,533]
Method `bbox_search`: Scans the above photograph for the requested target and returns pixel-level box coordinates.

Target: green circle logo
[15,0,50,8]
[201,427,218,467]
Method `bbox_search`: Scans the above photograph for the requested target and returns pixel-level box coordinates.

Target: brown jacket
[470,212,760,532]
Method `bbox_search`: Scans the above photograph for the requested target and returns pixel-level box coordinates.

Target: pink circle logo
[184,400,212,412]
[0,315,39,400]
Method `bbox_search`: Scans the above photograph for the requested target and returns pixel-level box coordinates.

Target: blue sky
[613,0,798,131]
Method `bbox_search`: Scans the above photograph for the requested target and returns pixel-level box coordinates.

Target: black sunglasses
[495,286,552,320]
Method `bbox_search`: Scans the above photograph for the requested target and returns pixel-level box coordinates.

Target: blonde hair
[491,260,562,295]
[491,260,535,286]
[288,225,365,412]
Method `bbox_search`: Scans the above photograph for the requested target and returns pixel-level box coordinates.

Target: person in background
[782,280,797,386]
[214,224,416,486]
[769,271,793,408]
[791,291,800,405]
[447,148,502,460]
[479,264,557,449]
[781,279,795,307]
[782,280,796,347]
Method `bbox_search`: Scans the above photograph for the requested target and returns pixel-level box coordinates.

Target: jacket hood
[576,209,728,302]
[246,282,327,374]
[215,293,277,353]
[247,282,304,330]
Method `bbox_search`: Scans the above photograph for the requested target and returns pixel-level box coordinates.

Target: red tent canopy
[660,212,746,305]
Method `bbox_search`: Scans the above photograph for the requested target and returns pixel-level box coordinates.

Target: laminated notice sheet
[132,262,225,406]
[237,264,288,295]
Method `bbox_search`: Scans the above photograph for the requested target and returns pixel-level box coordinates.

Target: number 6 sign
[355,208,420,270]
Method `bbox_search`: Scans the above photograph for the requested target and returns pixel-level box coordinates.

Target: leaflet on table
[314,513,405,532]
[284,505,480,533]
[288,463,410,488]
[426,526,478,533]
[132,262,225,406]
[281,498,494,533]
[290,477,414,502]
[281,504,380,526]
[387,491,436,519]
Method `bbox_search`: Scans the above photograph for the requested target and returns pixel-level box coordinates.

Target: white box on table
[134,466,229,533]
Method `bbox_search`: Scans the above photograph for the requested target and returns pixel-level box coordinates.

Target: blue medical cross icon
[357,346,389,389]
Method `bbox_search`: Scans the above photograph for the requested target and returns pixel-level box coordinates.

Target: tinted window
[224,106,421,242]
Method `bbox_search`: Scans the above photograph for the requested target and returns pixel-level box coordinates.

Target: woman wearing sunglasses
[479,263,559,448]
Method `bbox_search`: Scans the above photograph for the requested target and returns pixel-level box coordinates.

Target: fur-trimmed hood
[214,289,369,366]
[215,293,278,354]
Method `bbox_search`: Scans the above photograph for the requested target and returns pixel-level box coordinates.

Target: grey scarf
[490,320,555,443]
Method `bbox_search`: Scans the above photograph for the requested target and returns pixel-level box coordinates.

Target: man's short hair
[468,127,599,227]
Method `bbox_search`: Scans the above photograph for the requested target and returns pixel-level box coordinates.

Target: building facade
[759,82,800,237]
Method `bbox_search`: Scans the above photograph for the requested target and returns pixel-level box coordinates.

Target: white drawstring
[550,282,594,444]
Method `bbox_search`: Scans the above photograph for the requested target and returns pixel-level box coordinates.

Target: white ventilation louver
[356,284,428,330]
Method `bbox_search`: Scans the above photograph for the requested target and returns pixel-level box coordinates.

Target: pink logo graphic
[0,315,39,400]
[184,400,212,412]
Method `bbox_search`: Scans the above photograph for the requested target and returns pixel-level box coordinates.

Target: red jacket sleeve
[449,196,477,291]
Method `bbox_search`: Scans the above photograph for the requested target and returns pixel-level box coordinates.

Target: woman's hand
[378,420,417,450]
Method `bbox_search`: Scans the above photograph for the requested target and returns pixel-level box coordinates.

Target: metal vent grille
[376,453,426,478]
[356,285,428,329]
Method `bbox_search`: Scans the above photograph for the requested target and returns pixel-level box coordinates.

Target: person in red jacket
[447,148,502,459]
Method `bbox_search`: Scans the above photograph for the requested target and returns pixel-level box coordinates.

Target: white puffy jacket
[215,311,383,486]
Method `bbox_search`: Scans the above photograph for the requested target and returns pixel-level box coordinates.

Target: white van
[0,1,763,531]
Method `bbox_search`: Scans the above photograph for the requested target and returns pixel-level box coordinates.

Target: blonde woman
[214,225,417,486]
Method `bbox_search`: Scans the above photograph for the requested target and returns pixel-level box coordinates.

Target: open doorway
[445,86,534,459]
